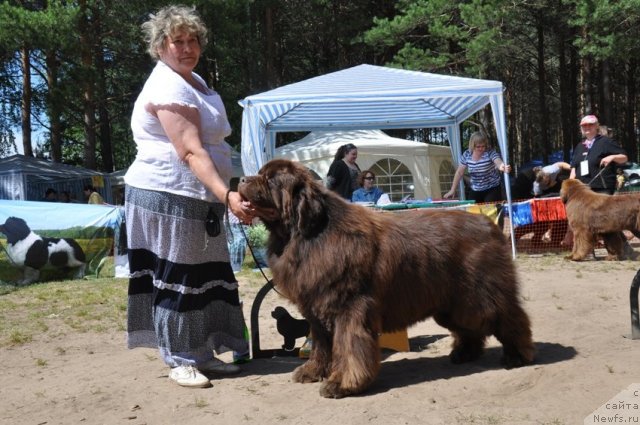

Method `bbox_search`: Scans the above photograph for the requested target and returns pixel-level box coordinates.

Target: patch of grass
[8,329,32,345]
[35,358,47,367]
[0,276,128,347]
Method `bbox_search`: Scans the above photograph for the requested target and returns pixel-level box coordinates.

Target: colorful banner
[0,200,123,285]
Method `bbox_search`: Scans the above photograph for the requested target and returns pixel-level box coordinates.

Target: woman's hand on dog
[228,191,255,224]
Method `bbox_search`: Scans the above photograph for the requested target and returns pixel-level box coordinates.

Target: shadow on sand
[235,333,577,398]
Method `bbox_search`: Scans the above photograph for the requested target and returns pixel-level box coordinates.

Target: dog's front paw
[319,380,352,399]
[292,362,323,383]
[501,352,532,369]
[449,346,483,364]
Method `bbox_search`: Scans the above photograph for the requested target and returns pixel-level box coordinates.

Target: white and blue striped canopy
[238,64,516,256]
[239,64,509,179]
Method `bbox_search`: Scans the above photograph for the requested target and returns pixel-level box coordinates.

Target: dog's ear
[295,181,327,237]
[275,173,299,230]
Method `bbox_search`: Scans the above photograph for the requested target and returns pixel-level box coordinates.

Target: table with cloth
[507,197,568,249]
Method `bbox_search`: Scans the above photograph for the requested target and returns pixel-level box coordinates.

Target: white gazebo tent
[238,64,515,256]
[275,129,453,200]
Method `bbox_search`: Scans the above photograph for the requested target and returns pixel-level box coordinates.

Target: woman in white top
[124,5,254,388]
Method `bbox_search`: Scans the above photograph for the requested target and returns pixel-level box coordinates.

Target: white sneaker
[169,365,212,388]
[199,358,241,375]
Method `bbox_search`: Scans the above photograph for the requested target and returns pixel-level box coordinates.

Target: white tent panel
[239,64,506,177]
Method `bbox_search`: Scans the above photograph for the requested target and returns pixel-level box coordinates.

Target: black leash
[224,190,279,294]
[587,163,611,189]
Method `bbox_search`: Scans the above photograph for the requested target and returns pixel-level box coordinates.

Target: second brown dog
[560,179,640,260]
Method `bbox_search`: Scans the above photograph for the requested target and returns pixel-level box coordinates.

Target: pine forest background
[1,0,639,173]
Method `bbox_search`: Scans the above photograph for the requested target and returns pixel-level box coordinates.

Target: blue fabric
[352,187,384,203]
[507,201,534,227]
[226,222,247,272]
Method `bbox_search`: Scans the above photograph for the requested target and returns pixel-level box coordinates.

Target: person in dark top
[565,115,631,256]
[326,143,361,200]
[569,115,627,194]
[43,188,58,202]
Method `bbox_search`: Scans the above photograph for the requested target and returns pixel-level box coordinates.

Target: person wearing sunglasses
[351,170,385,203]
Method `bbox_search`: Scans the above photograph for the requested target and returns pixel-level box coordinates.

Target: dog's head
[238,159,328,237]
[0,217,31,244]
[560,179,588,204]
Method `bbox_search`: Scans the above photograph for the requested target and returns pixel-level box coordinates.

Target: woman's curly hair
[142,5,208,61]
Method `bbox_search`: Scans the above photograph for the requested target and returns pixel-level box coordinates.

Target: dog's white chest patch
[6,232,41,267]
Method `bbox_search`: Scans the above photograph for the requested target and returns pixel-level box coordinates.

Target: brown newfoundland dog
[560,179,640,261]
[238,159,534,398]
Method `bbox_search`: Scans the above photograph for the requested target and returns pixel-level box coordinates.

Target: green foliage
[245,222,269,248]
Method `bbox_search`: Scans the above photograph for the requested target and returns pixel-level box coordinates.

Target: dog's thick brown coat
[560,179,640,260]
[239,159,534,398]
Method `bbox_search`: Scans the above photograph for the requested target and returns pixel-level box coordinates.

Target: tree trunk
[624,60,637,162]
[20,46,33,157]
[46,50,62,163]
[79,0,96,169]
[264,6,277,88]
[600,60,613,126]
[93,8,113,172]
[557,1,573,163]
[564,42,580,159]
[536,22,549,163]
[580,28,593,114]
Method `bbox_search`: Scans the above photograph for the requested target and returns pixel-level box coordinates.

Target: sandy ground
[2,253,640,425]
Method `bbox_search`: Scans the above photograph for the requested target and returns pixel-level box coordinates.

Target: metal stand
[628,269,640,340]
[250,279,306,358]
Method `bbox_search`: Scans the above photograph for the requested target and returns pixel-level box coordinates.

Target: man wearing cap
[569,114,627,194]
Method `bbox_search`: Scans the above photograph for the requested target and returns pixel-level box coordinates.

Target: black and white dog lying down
[0,216,86,284]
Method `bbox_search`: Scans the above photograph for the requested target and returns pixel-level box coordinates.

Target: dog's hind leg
[493,303,535,369]
[602,232,626,260]
[435,312,486,364]
[20,267,40,285]
[319,299,380,398]
[74,264,86,279]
